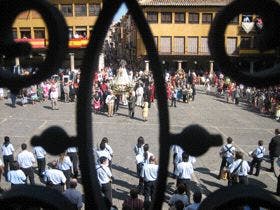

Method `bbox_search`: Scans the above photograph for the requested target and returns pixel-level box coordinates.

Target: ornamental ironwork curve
[0,0,279,209]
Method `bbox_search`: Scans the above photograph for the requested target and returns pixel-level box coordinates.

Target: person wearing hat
[1,136,15,179]
[96,156,113,203]
[43,161,66,193]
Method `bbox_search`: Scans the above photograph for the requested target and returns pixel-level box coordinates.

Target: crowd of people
[0,127,279,210]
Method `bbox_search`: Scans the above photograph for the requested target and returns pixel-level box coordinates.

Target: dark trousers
[182,94,187,102]
[144,181,156,202]
[3,155,14,178]
[37,158,46,176]
[270,155,276,170]
[10,94,16,107]
[170,98,176,107]
[101,182,112,204]
[239,176,248,185]
[129,108,135,118]
[177,178,191,200]
[62,169,72,189]
[67,152,79,177]
[249,157,262,176]
[21,167,35,185]
[46,183,64,193]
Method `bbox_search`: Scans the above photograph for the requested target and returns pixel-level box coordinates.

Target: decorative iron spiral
[0,0,279,209]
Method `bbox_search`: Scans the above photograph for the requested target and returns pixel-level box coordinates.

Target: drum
[273,157,280,178]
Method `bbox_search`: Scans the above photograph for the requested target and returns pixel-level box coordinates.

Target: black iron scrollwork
[0,0,279,209]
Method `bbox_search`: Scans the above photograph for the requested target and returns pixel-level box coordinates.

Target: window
[160,36,171,54]
[174,37,185,54]
[75,26,87,38]
[147,12,158,23]
[89,4,100,16]
[240,37,252,49]
[34,28,45,39]
[154,36,158,48]
[187,37,198,54]
[61,4,73,17]
[230,16,239,24]
[75,4,87,16]
[175,12,185,23]
[202,13,212,24]
[189,13,199,24]
[226,37,237,55]
[161,12,172,23]
[200,37,209,54]
[12,28,17,39]
[20,28,31,39]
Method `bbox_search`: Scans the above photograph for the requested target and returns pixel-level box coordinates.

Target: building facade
[135,0,275,74]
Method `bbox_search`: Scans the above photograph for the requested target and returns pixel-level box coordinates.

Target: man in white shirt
[33,146,46,178]
[96,142,111,166]
[17,143,35,184]
[96,157,113,204]
[248,140,265,176]
[141,156,158,202]
[2,136,15,178]
[219,137,236,179]
[175,152,194,201]
[229,151,250,185]
[44,161,66,192]
[67,147,79,178]
[7,161,26,188]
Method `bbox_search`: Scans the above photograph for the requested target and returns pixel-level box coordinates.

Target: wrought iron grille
[0,0,279,209]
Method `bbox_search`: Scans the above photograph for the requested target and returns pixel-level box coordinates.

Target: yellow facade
[136,6,251,57]
[12,0,102,42]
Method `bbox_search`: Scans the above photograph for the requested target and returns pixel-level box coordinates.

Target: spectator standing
[228,151,250,185]
[63,81,70,103]
[269,128,280,171]
[106,91,115,117]
[7,161,26,188]
[218,137,235,179]
[96,157,113,204]
[50,84,59,110]
[63,178,83,210]
[248,140,265,176]
[122,188,144,210]
[66,147,79,178]
[141,156,158,202]
[17,143,35,184]
[174,152,194,201]
[134,137,145,156]
[169,184,189,207]
[57,152,73,189]
[96,141,111,166]
[127,91,136,118]
[184,191,202,210]
[142,101,149,122]
[1,136,15,179]
[170,88,177,107]
[44,161,66,193]
[33,146,47,178]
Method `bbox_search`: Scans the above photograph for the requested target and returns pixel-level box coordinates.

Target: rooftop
[138,0,233,6]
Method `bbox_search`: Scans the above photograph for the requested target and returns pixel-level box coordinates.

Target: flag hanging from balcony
[242,22,254,33]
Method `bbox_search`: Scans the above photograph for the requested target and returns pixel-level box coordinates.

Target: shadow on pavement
[112,164,138,178]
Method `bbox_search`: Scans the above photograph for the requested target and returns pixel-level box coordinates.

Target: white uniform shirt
[175,161,194,179]
[7,169,26,184]
[141,163,158,182]
[96,164,112,185]
[134,145,144,156]
[136,154,144,164]
[229,159,250,176]
[57,156,73,171]
[33,146,46,159]
[105,143,113,156]
[67,147,77,153]
[173,145,184,164]
[96,149,111,161]
[17,150,35,168]
[220,144,235,158]
[0,158,3,166]
[44,169,66,185]
[2,143,15,156]
[253,146,265,159]
[143,151,154,164]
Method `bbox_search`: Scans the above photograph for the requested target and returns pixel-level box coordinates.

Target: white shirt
[143,151,154,164]
[96,149,111,161]
[229,159,250,176]
[33,146,46,159]
[2,143,15,156]
[67,147,78,153]
[220,144,235,158]
[57,156,73,171]
[96,164,112,185]
[141,163,158,182]
[175,161,194,179]
[17,150,35,168]
[44,169,66,185]
[105,143,113,156]
[8,169,26,184]
[252,146,265,159]
[173,145,184,164]
[134,144,144,156]
[136,154,144,164]
[0,158,3,166]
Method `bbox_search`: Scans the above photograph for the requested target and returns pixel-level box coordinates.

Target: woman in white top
[57,152,73,189]
[1,136,15,179]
